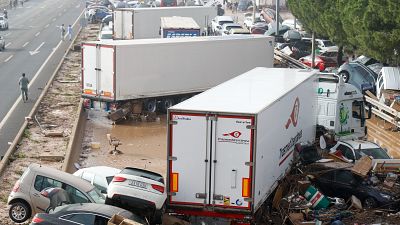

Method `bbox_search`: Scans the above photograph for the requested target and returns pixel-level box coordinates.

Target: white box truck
[113,6,217,39]
[166,67,317,224]
[81,36,274,114]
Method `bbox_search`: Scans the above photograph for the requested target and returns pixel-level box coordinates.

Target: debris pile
[271,144,400,225]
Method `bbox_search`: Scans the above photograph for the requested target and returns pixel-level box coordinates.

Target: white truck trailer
[166,67,317,224]
[81,36,274,114]
[113,6,217,39]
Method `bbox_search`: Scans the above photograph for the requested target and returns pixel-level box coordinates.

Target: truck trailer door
[168,113,254,211]
[210,116,253,210]
[82,44,115,100]
[169,113,210,206]
[98,45,114,100]
[82,44,98,97]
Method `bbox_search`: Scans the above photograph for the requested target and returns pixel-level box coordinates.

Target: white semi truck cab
[316,74,371,141]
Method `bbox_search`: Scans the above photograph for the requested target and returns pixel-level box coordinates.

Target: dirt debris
[0,24,99,224]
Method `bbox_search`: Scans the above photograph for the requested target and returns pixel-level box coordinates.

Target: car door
[30,175,62,212]
[332,170,358,199]
[315,171,335,196]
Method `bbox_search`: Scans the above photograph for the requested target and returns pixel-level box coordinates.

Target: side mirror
[216,25,221,29]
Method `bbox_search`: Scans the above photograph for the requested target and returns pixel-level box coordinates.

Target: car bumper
[108,186,166,209]
[108,194,157,212]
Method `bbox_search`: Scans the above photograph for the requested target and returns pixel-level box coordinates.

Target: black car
[314,169,398,209]
[30,203,147,225]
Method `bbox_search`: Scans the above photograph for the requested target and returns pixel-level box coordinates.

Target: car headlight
[380,193,392,199]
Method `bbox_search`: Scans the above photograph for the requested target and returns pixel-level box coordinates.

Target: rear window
[121,168,164,184]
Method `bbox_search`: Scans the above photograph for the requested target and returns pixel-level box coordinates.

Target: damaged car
[313,168,399,209]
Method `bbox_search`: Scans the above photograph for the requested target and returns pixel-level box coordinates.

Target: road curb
[0,21,83,176]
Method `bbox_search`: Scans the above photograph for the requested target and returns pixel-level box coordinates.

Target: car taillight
[112,176,127,182]
[32,216,44,223]
[151,184,165,193]
[12,181,20,193]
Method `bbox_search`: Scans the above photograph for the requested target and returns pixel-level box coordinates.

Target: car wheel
[363,197,377,209]
[338,71,350,83]
[9,201,31,223]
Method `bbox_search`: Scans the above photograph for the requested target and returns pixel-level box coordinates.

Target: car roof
[77,166,121,177]
[341,140,380,149]
[216,16,233,21]
[28,164,95,192]
[54,203,133,217]
[223,23,241,27]
[380,67,400,90]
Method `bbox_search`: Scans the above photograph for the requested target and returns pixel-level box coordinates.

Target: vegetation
[287,0,400,65]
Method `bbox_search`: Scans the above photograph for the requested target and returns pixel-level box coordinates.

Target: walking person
[67,25,72,41]
[60,24,65,41]
[18,73,29,102]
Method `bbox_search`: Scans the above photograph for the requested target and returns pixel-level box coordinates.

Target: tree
[287,0,400,65]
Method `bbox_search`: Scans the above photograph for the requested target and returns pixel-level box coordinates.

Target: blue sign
[163,29,200,38]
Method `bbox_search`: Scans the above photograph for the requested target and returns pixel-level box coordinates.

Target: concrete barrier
[62,99,87,173]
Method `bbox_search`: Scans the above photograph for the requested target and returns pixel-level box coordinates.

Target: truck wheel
[145,100,157,113]
[160,98,174,113]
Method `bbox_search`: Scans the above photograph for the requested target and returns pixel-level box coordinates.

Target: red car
[299,52,339,71]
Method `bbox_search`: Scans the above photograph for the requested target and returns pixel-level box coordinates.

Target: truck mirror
[319,136,327,150]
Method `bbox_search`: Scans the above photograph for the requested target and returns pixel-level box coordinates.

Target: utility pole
[311,32,315,68]
[275,0,279,35]
[252,0,256,23]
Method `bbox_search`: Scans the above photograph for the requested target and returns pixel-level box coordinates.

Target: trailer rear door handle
[213,194,223,201]
[195,193,206,199]
[95,68,101,71]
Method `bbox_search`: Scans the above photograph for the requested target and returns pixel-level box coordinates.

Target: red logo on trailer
[285,97,300,129]
[223,131,242,138]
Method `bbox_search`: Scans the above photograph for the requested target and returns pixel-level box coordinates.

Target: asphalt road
[0,0,85,156]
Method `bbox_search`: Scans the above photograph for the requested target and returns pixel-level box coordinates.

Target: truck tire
[160,98,174,113]
[145,99,157,113]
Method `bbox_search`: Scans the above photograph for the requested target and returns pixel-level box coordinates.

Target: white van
[376,67,400,104]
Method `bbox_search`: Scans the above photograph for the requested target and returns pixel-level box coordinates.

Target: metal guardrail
[274,49,311,69]
[365,95,400,128]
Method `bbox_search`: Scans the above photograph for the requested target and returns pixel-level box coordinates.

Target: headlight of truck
[380,193,392,199]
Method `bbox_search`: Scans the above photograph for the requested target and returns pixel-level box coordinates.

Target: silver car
[7,164,105,223]
[0,36,5,50]
[0,15,8,30]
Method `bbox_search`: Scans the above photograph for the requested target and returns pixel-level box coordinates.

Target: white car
[330,140,391,162]
[243,13,264,30]
[211,16,234,35]
[106,167,167,223]
[98,29,113,40]
[0,15,9,30]
[0,36,5,50]
[220,23,243,35]
[73,166,121,194]
[282,19,303,31]
[316,39,338,52]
